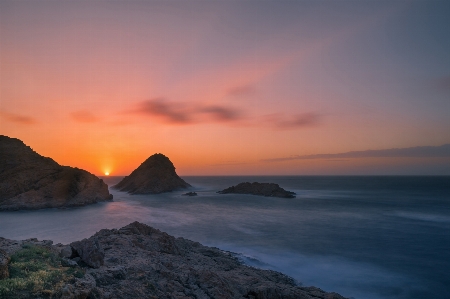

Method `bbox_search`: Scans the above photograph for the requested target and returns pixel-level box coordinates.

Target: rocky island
[0,222,346,299]
[218,182,296,198]
[113,153,191,194]
[0,136,112,211]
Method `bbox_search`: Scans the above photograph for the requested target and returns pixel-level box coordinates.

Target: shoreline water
[1,176,449,299]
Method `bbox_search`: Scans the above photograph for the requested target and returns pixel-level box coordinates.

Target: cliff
[0,135,112,210]
[113,153,190,194]
[0,222,347,299]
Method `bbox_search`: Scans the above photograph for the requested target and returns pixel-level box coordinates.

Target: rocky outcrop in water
[0,222,346,299]
[0,135,113,211]
[182,192,197,196]
[113,153,190,194]
[218,182,296,198]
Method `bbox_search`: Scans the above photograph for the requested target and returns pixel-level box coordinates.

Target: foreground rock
[218,182,296,198]
[0,222,346,299]
[0,135,113,211]
[113,153,191,194]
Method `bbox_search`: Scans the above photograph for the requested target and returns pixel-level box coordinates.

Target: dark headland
[0,135,112,211]
[0,222,346,299]
[113,153,191,194]
[218,182,296,198]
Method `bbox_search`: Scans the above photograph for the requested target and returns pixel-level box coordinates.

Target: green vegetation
[0,244,84,298]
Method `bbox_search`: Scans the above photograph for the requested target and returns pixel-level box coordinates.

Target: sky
[1,0,450,176]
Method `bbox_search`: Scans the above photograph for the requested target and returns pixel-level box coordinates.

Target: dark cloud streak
[139,98,192,124]
[131,98,241,124]
[263,113,320,129]
[199,106,241,121]
[128,98,321,129]
[0,111,37,125]
[262,144,450,162]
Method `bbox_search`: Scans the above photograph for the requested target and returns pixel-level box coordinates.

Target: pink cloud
[131,98,241,125]
[262,112,321,129]
[0,111,38,125]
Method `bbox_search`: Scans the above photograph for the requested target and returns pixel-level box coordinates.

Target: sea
[1,176,449,299]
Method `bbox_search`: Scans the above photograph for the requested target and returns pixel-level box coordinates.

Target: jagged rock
[60,274,97,299]
[218,182,296,198]
[0,135,113,211]
[0,222,347,298]
[59,245,74,258]
[0,248,10,279]
[113,153,191,194]
[61,257,78,268]
[71,238,105,268]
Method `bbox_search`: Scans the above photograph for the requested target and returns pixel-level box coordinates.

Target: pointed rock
[113,153,190,194]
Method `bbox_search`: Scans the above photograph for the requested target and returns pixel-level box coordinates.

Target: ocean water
[1,176,449,299]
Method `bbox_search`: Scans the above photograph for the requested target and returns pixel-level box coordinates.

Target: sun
[105,172,110,176]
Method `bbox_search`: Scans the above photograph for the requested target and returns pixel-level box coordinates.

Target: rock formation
[182,192,197,196]
[218,182,296,198]
[113,153,190,194]
[0,222,346,299]
[0,135,113,211]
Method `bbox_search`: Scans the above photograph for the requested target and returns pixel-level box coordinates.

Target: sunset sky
[1,1,449,175]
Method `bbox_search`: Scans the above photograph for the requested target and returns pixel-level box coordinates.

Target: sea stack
[0,135,113,211]
[113,153,190,194]
[218,182,296,198]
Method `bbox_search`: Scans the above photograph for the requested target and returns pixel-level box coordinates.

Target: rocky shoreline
[0,222,346,299]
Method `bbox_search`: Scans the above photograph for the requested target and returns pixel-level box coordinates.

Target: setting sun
[104,172,109,176]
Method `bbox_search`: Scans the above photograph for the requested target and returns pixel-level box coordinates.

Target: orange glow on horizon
[1,2,449,176]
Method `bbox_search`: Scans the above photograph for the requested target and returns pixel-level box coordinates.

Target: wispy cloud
[226,84,255,96]
[199,106,241,121]
[137,98,192,124]
[126,98,321,130]
[262,144,450,162]
[129,98,242,125]
[262,113,321,129]
[0,111,37,125]
[71,110,99,123]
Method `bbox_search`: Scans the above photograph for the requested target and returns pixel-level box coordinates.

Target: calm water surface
[1,176,449,299]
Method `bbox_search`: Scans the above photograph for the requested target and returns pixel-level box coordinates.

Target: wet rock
[113,153,190,194]
[218,182,296,198]
[182,192,197,196]
[0,135,113,210]
[71,238,104,268]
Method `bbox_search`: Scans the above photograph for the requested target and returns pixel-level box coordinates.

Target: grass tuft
[0,244,85,298]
